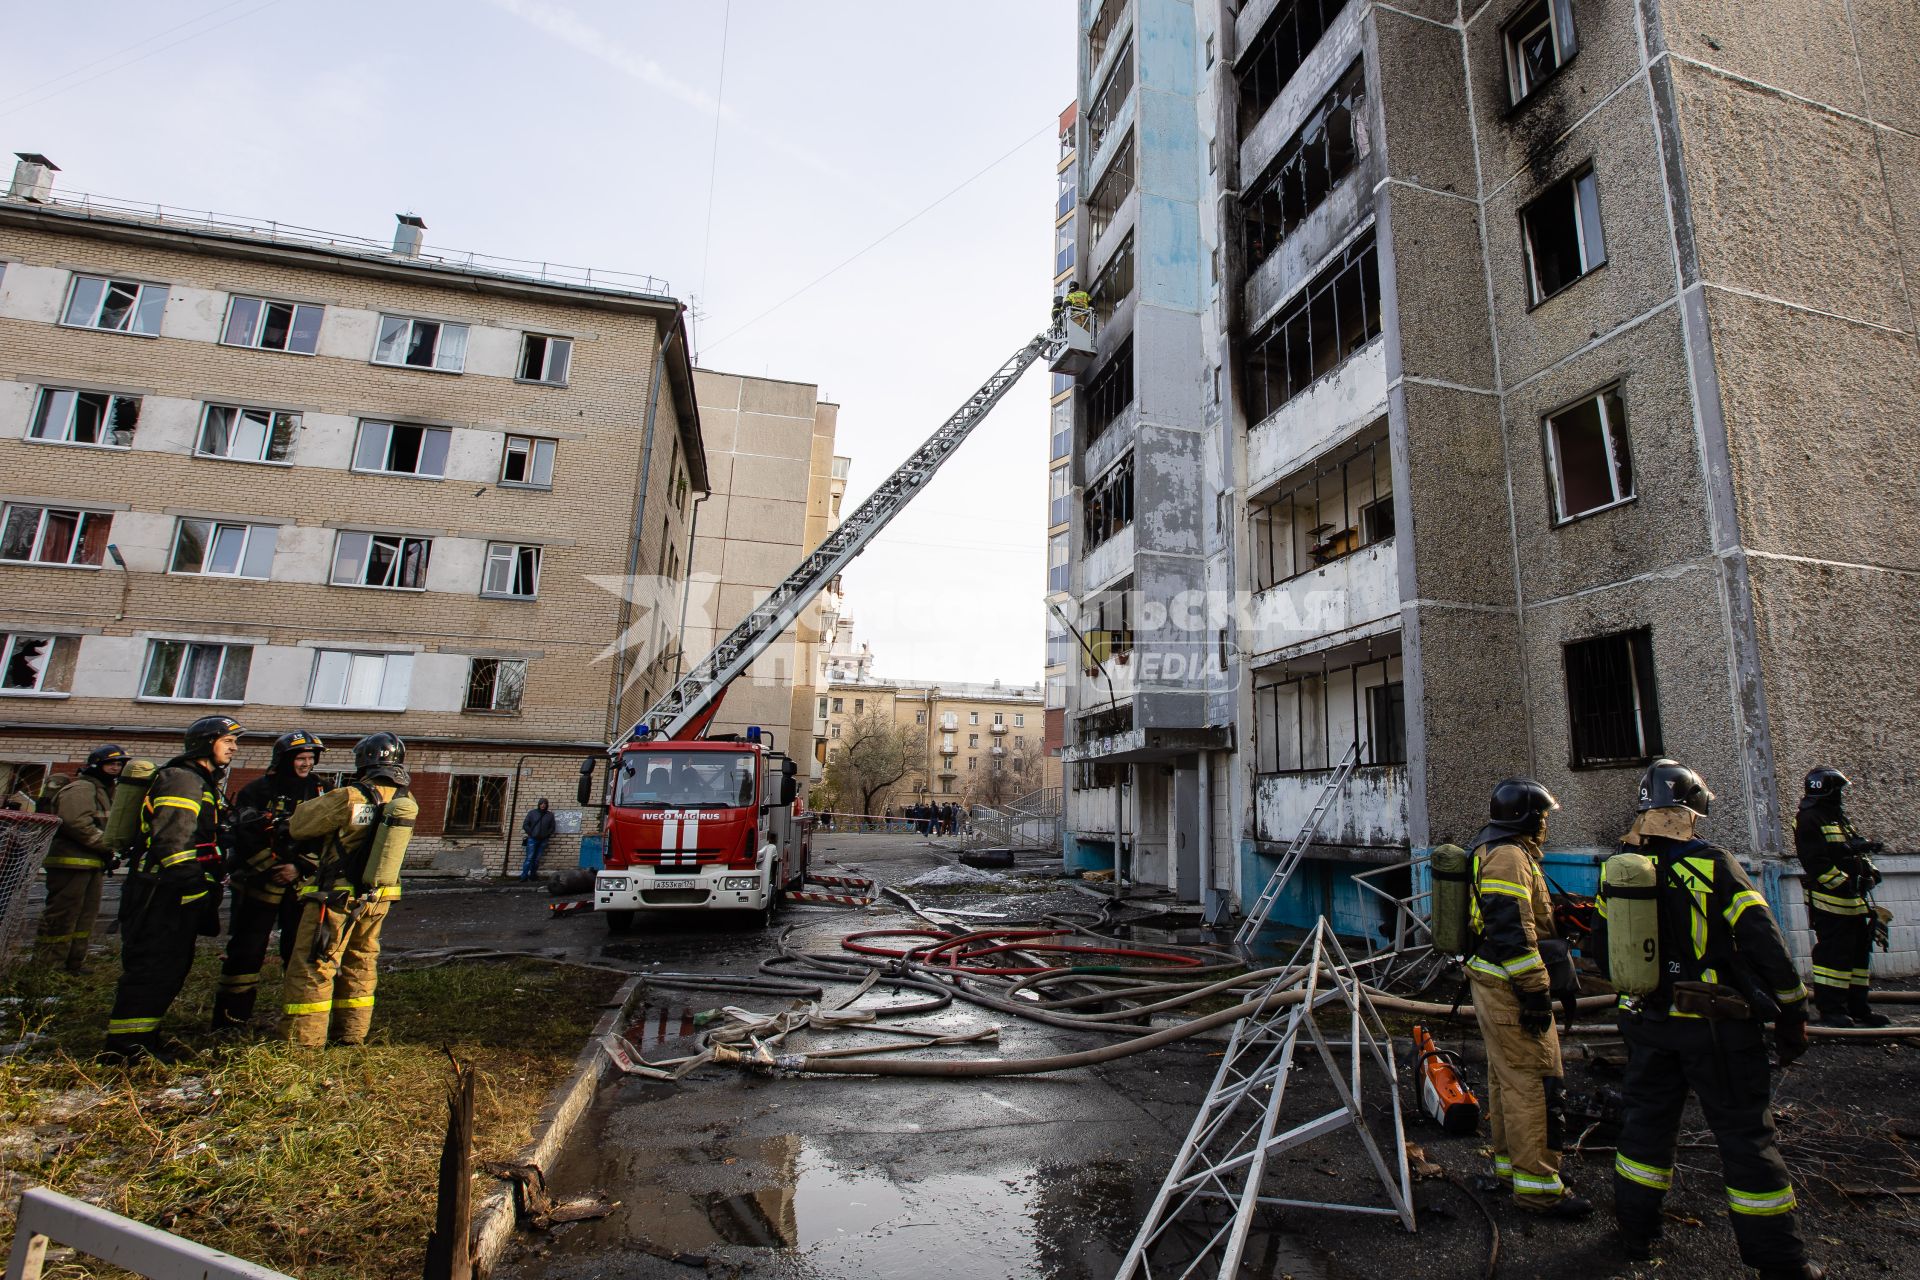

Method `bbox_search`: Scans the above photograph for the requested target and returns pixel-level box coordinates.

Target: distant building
[820,675,1049,816]
[0,154,705,872]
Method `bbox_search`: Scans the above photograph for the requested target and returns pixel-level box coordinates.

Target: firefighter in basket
[278,732,416,1047]
[1595,758,1820,1279]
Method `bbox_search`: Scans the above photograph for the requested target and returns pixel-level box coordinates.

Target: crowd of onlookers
[812,802,969,836]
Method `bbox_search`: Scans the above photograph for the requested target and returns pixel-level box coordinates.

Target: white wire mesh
[0,809,61,971]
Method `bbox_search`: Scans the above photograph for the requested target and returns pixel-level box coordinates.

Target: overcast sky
[5,1,1077,687]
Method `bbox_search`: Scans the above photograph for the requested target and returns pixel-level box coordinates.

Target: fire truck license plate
[652,879,697,889]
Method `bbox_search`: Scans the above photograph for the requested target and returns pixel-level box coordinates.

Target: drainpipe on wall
[608,323,674,742]
[1198,749,1215,918]
[500,753,535,877]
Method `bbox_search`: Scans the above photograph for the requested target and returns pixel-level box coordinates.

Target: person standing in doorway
[520,798,556,881]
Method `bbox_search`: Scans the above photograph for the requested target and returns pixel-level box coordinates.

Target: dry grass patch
[0,952,622,1279]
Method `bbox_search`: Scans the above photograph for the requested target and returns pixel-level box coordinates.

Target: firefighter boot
[1845,988,1891,1028]
[1812,986,1855,1028]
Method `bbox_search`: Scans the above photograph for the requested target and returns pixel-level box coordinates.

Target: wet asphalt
[388,837,1920,1280]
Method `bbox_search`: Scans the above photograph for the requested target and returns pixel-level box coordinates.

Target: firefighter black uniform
[37,745,126,972]
[103,717,242,1059]
[1596,760,1819,1279]
[280,733,411,1047]
[1793,766,1886,1027]
[211,731,328,1031]
[1466,777,1588,1216]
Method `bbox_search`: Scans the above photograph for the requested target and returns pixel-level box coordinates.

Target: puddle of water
[627,1004,699,1052]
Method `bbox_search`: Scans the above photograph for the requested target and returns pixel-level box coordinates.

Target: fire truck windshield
[614,751,756,808]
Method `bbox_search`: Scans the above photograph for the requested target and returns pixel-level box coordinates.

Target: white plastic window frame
[499,434,557,488]
[372,313,468,372]
[169,518,279,580]
[330,530,433,591]
[61,274,166,335]
[481,542,542,599]
[1543,384,1635,524]
[1504,0,1578,105]
[1523,167,1606,305]
[517,334,573,385]
[220,295,324,354]
[27,387,140,449]
[0,633,75,696]
[137,639,252,704]
[196,404,299,465]
[305,649,413,711]
[0,504,110,568]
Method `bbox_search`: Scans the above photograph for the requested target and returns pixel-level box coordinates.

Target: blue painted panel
[1237,844,1392,947]
[1139,194,1203,310]
[579,835,605,870]
[1137,92,1201,204]
[1136,0,1197,96]
[1069,838,1117,873]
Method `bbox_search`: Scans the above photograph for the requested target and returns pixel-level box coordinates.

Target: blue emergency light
[746,726,763,743]
[631,721,650,740]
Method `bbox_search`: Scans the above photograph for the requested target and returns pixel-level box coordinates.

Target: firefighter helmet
[184,715,244,757]
[1636,758,1713,815]
[1803,766,1849,799]
[85,743,130,770]
[353,732,405,774]
[1489,777,1560,823]
[270,729,325,773]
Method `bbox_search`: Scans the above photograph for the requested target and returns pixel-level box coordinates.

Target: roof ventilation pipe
[393,213,426,257]
[9,153,58,202]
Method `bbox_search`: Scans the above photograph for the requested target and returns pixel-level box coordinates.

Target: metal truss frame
[1116,919,1415,1279]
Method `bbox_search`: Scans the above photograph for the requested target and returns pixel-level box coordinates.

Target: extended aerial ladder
[619,312,1091,747]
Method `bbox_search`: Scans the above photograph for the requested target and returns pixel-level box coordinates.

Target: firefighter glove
[1773,1013,1809,1068]
[1518,987,1555,1037]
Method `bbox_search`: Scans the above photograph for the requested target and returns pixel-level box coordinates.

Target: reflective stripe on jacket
[1467,837,1554,993]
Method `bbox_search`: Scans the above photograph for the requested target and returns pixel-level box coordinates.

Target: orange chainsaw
[1412,1024,1481,1135]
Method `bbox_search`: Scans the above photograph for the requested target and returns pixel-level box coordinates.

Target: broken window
[1523,167,1605,303]
[308,649,412,710]
[1249,427,1392,589]
[501,434,557,488]
[1237,0,1354,137]
[373,314,468,372]
[353,421,452,477]
[29,388,141,448]
[1087,40,1135,155]
[1254,651,1403,773]
[445,774,508,834]
[222,296,323,354]
[482,543,541,598]
[1089,234,1134,330]
[1086,0,1127,66]
[332,531,432,590]
[62,274,166,335]
[1083,452,1135,551]
[1505,0,1577,105]
[1080,580,1135,669]
[1086,135,1136,244]
[519,334,572,384]
[171,518,278,579]
[0,504,110,567]
[199,405,297,464]
[0,634,78,695]
[465,658,526,713]
[1546,386,1633,522]
[1564,628,1662,767]
[1243,232,1381,425]
[140,640,252,703]
[1243,60,1370,276]
[1085,337,1135,445]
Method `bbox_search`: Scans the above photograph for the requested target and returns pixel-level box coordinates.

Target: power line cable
[0,0,292,120]
[695,0,733,306]
[702,120,1054,351]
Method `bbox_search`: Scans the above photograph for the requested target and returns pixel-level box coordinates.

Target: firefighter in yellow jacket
[38,744,127,973]
[1466,776,1592,1218]
[279,732,416,1046]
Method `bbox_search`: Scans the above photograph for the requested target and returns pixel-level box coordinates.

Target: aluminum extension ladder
[1233,742,1361,949]
[625,325,1071,744]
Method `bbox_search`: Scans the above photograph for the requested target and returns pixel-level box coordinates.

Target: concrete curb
[470,970,645,1276]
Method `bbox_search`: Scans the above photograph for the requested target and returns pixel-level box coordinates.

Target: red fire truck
[580,728,805,932]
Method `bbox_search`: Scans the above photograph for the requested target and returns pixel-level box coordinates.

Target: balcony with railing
[990,722,1009,735]
[1251,643,1407,851]
[1086,41,1137,173]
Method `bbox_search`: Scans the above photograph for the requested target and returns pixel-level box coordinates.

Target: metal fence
[6,1185,295,1279]
[0,810,59,973]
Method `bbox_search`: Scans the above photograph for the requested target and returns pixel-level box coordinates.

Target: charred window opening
[1079,579,1134,670]
[1083,452,1135,550]
[1089,234,1135,330]
[1243,232,1381,425]
[1522,167,1606,304]
[1085,338,1135,445]
[1545,386,1633,522]
[1249,428,1391,589]
[1504,0,1577,105]
[1087,0,1128,66]
[1236,0,1354,137]
[1242,60,1369,275]
[1565,628,1662,768]
[1087,136,1136,244]
[1254,652,1404,773]
[1087,41,1136,155]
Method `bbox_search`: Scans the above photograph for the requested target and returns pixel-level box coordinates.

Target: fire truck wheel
[604,909,637,935]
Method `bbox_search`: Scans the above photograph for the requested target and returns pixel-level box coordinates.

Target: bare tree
[967,739,1050,810]
[823,710,916,815]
